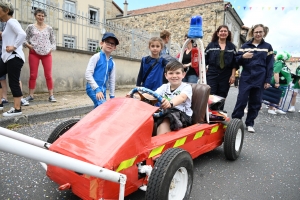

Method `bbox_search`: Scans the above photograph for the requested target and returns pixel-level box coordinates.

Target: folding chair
[262,85,294,112]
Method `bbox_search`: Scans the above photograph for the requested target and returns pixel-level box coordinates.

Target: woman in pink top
[24,8,56,102]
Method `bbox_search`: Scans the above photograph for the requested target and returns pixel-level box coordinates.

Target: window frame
[87,39,99,52]
[89,7,99,25]
[31,0,47,11]
[64,0,76,20]
[63,35,76,49]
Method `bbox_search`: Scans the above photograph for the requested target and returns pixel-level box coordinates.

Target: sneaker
[288,106,295,112]
[0,103,3,111]
[298,110,300,113]
[268,109,277,115]
[3,107,22,117]
[1,98,8,104]
[244,108,248,113]
[21,98,29,106]
[25,95,34,101]
[275,109,286,115]
[247,126,255,133]
[49,95,57,102]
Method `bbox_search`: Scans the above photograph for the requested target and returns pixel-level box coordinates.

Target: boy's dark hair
[34,8,47,17]
[165,60,184,73]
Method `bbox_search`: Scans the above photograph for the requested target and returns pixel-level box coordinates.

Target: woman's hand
[229,76,235,84]
[6,46,16,53]
[96,92,104,100]
[183,64,190,68]
[274,83,280,88]
[264,83,270,89]
[27,44,33,50]
[242,51,253,59]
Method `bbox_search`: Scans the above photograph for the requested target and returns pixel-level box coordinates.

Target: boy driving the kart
[144,60,193,135]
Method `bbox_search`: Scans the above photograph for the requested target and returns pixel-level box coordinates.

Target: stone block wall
[108,2,225,48]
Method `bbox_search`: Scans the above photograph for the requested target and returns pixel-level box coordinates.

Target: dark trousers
[0,56,23,97]
[207,75,230,110]
[234,77,239,87]
[231,80,263,127]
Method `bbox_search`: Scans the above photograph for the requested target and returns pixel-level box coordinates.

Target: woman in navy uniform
[205,25,238,110]
[231,24,274,133]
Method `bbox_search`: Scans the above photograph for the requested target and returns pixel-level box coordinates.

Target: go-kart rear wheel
[47,119,80,143]
[145,148,193,200]
[223,118,244,160]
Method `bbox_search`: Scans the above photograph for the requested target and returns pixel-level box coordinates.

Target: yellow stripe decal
[193,130,205,140]
[116,156,137,172]
[173,137,187,147]
[223,125,227,129]
[149,145,165,158]
[211,126,219,134]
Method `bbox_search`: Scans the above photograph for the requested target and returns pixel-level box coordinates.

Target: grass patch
[6,124,23,130]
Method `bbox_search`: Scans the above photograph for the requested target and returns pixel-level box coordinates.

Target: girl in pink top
[24,8,56,102]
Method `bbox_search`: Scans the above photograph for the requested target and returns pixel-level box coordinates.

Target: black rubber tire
[223,118,244,160]
[47,118,80,143]
[145,148,193,200]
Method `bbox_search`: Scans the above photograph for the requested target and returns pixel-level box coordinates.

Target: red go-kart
[44,84,244,199]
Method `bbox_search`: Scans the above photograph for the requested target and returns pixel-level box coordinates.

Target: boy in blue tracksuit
[231,24,274,133]
[85,32,119,108]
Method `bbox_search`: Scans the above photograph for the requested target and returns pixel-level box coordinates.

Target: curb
[0,105,93,127]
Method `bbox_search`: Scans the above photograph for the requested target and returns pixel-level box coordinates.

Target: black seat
[189,83,211,124]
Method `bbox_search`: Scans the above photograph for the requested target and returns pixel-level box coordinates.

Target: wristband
[169,101,174,108]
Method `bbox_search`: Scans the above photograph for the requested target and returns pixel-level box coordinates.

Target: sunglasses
[104,40,116,47]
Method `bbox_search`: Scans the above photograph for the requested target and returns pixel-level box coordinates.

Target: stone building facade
[108,0,244,50]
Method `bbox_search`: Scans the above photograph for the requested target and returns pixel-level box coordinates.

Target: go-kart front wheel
[47,118,80,143]
[145,148,193,200]
[223,118,244,160]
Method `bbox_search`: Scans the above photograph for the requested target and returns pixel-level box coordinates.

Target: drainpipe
[123,0,128,17]
[103,0,106,24]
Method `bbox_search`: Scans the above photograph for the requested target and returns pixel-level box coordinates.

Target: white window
[88,40,98,52]
[89,8,99,25]
[64,0,76,20]
[64,36,75,48]
[32,0,47,10]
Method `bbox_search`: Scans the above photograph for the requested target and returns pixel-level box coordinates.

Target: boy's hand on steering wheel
[161,98,171,109]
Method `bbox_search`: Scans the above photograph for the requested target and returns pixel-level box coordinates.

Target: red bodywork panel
[47,98,227,199]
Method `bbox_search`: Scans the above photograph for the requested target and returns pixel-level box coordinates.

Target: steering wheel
[128,87,165,118]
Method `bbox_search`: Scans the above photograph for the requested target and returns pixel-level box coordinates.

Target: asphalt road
[1,87,300,200]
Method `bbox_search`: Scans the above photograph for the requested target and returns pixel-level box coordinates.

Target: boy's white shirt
[155,82,193,116]
[85,52,116,97]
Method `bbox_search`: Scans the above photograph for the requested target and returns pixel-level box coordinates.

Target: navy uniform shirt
[205,41,238,79]
[236,38,274,87]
